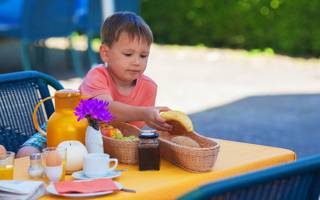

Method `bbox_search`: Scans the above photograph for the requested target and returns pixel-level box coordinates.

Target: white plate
[72,170,121,180]
[46,181,123,198]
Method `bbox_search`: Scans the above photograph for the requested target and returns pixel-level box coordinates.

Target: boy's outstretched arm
[95,94,172,131]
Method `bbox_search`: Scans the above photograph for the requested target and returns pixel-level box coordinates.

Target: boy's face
[100,32,151,84]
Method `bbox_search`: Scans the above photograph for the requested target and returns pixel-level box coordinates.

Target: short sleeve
[79,66,111,97]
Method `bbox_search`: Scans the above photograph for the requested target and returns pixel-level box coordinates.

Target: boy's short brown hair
[101,12,153,46]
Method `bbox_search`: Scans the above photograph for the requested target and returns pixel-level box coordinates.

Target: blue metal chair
[0,0,85,77]
[178,154,320,200]
[0,71,63,153]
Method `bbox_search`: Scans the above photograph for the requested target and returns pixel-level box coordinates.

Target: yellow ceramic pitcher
[32,89,88,147]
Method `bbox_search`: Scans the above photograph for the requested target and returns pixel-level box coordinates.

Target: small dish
[72,170,121,180]
[46,181,123,197]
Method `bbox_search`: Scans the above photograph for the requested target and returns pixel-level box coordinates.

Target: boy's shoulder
[84,65,108,80]
[140,74,157,88]
[88,64,106,74]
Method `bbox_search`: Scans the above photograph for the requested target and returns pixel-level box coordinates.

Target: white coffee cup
[83,153,118,178]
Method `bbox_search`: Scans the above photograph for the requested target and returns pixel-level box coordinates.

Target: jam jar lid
[139,132,159,139]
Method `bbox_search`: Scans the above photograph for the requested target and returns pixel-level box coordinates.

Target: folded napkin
[54,178,119,194]
[0,180,46,200]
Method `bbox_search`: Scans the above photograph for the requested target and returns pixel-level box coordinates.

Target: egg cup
[42,147,66,180]
[45,164,63,182]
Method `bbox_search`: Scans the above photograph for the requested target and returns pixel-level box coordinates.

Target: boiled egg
[45,150,62,167]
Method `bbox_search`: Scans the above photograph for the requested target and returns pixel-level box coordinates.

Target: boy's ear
[100,44,110,62]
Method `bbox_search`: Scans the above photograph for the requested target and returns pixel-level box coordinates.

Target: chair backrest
[0,0,79,40]
[0,0,23,37]
[0,0,22,24]
[21,0,78,40]
[178,154,320,200]
[0,71,63,152]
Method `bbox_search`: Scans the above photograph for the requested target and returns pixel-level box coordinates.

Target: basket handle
[32,96,54,136]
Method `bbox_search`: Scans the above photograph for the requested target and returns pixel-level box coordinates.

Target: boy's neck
[107,68,137,96]
[113,77,136,87]
[114,80,137,96]
[108,70,136,87]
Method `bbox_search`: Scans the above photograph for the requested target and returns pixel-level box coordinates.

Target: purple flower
[74,99,113,124]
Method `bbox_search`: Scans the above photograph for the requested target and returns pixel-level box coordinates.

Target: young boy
[80,12,171,131]
[16,12,171,158]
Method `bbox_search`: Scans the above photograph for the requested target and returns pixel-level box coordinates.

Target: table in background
[13,139,296,200]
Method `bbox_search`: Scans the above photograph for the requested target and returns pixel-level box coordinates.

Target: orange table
[13,139,296,199]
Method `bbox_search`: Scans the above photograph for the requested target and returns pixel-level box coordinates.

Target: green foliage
[141,0,320,56]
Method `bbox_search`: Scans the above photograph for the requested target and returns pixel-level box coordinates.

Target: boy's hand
[145,106,172,131]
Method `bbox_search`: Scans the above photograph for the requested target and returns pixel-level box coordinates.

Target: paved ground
[1,40,320,158]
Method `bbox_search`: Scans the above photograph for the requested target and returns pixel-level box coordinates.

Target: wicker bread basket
[101,122,220,172]
[101,122,140,164]
[158,131,220,172]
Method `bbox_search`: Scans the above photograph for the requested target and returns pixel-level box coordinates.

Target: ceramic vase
[85,119,104,153]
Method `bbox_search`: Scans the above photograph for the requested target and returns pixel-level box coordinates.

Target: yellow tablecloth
[13,139,296,200]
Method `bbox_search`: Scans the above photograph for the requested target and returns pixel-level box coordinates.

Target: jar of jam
[138,132,160,171]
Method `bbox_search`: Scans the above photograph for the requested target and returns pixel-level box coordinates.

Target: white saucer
[72,170,121,180]
[46,181,123,197]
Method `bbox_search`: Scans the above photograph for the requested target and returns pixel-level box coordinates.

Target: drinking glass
[0,151,15,180]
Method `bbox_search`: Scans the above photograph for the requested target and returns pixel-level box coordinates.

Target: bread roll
[171,136,200,148]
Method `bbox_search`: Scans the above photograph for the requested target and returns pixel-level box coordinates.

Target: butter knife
[121,188,136,193]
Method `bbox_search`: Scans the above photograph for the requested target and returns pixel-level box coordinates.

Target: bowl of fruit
[101,122,140,164]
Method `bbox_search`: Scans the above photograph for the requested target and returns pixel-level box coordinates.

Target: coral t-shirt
[79,65,157,128]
